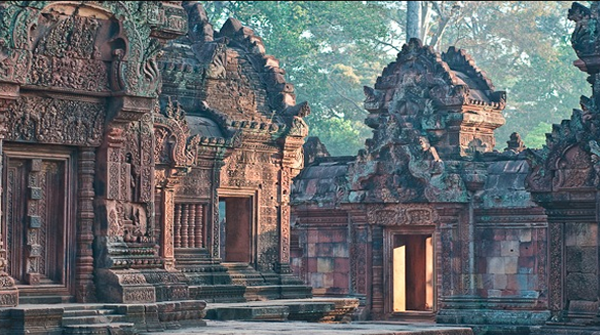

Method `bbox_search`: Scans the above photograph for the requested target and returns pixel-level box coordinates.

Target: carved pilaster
[24,159,42,285]
[160,185,176,269]
[278,129,306,275]
[458,205,470,295]
[76,148,96,302]
[278,168,291,268]
[371,225,384,318]
[105,126,125,202]
[548,221,565,317]
[0,96,18,306]
[351,223,370,297]
[211,160,225,259]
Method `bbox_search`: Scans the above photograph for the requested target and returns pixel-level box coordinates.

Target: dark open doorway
[219,196,253,263]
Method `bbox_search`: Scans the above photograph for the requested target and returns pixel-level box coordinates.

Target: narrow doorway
[392,234,433,312]
[218,196,253,263]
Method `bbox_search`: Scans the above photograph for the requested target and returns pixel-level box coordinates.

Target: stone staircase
[61,305,135,335]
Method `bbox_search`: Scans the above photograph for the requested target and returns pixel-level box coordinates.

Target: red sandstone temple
[0,1,319,333]
[291,2,600,334]
[0,1,598,335]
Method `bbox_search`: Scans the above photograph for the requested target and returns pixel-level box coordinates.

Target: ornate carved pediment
[0,2,186,96]
[154,99,200,168]
[552,144,595,189]
[360,37,504,162]
[348,39,511,203]
[169,3,308,145]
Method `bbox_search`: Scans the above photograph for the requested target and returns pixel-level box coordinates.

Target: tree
[406,1,422,41]
[523,122,552,149]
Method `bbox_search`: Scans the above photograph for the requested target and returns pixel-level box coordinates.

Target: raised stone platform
[0,300,207,335]
[141,320,474,334]
[204,297,359,322]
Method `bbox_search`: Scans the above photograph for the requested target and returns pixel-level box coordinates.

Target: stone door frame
[217,187,259,267]
[383,225,437,318]
[3,143,77,300]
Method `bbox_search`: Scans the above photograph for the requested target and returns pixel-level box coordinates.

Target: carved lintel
[149,2,188,41]
[365,204,438,226]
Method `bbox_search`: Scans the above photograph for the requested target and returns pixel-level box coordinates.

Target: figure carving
[408,135,443,183]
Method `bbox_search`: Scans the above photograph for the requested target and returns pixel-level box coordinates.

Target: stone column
[76,148,97,302]
[159,184,176,269]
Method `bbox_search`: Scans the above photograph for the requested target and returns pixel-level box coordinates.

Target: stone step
[62,304,108,311]
[63,308,118,318]
[62,314,127,326]
[205,305,290,321]
[204,298,359,323]
[62,322,135,335]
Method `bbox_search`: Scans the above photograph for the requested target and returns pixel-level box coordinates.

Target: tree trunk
[406,1,422,43]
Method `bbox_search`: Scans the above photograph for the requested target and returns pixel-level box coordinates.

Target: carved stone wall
[0,0,310,308]
[291,37,551,326]
[0,1,187,306]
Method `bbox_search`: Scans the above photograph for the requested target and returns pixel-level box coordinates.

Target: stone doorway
[385,228,435,316]
[218,196,254,263]
[3,145,75,303]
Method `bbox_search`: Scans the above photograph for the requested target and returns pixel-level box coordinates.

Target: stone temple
[291,2,600,334]
[0,1,597,335]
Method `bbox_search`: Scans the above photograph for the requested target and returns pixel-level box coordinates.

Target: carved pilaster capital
[0,83,19,103]
[104,126,126,149]
[107,95,155,127]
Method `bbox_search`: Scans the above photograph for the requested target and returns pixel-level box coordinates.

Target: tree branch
[327,77,367,115]
[373,39,402,52]
[430,15,451,49]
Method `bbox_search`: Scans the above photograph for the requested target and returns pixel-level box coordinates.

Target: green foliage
[202,1,591,155]
[523,121,552,149]
[432,1,589,148]
[305,115,371,157]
